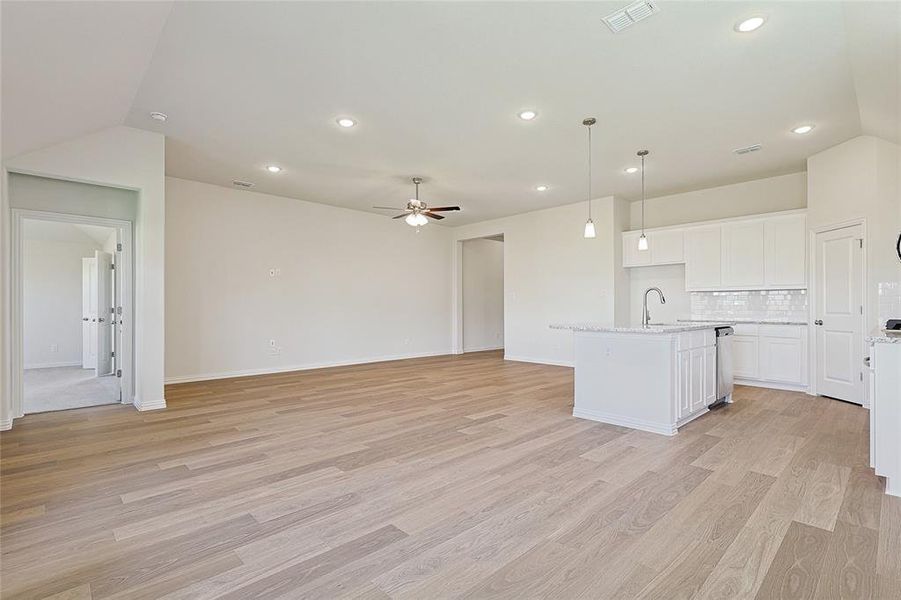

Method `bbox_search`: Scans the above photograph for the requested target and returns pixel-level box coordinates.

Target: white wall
[629,172,807,229]
[453,197,621,367]
[3,125,165,423]
[165,177,453,383]
[629,264,691,325]
[807,135,901,333]
[24,238,99,368]
[462,238,504,352]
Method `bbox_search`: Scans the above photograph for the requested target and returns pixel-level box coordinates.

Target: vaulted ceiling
[3,1,898,225]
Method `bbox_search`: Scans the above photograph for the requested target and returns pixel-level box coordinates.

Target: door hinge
[111,351,115,358]
[860,371,864,381]
[116,306,122,315]
[110,263,115,270]
[110,307,115,314]
[116,369,122,378]
[116,243,123,252]
[860,305,863,315]
[857,238,863,249]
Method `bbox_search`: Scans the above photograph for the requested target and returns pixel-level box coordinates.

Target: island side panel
[572,331,677,435]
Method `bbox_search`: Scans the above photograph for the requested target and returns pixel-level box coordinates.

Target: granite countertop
[867,330,901,344]
[677,319,809,326]
[550,322,731,334]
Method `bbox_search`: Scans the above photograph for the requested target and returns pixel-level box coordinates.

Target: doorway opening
[461,235,504,353]
[12,210,134,415]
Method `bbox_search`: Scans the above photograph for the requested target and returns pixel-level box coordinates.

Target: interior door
[814,224,864,404]
[82,257,98,370]
[95,251,113,376]
[82,258,93,368]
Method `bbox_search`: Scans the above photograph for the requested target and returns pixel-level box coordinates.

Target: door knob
[98,318,104,323]
[82,317,89,321]
[814,319,823,325]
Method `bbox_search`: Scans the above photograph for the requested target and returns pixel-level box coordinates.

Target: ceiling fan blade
[426,206,460,212]
[424,212,445,220]
[373,206,407,210]
[391,213,409,219]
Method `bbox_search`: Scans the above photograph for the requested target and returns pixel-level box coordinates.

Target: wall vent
[232,179,255,188]
[733,143,763,155]
[602,1,660,33]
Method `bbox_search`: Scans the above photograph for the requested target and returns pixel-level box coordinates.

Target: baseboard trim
[0,416,12,431]
[572,407,677,436]
[735,379,808,393]
[164,350,451,385]
[24,361,82,370]
[503,355,574,368]
[462,345,504,353]
[134,398,166,411]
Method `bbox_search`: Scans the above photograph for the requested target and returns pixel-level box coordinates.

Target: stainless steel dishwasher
[715,326,734,402]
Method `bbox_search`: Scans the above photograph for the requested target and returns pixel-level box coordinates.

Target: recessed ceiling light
[535,185,549,192]
[518,110,538,121]
[624,167,639,174]
[265,165,282,173]
[149,111,168,122]
[792,124,815,135]
[735,16,766,32]
[336,117,356,128]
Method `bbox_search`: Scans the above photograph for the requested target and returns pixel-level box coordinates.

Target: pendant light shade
[637,149,650,251]
[582,117,597,239]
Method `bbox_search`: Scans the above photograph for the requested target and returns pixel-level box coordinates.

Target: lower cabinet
[732,324,807,388]
[675,332,716,422]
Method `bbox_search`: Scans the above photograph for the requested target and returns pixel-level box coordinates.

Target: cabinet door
[623,231,651,267]
[733,335,759,379]
[759,336,803,384]
[690,348,706,412]
[704,345,717,405]
[684,226,722,289]
[650,229,684,265]
[722,220,766,288]
[765,214,807,288]
[677,350,691,420]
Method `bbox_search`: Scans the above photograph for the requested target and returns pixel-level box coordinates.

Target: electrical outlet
[268,339,281,356]
[268,267,281,278]
[50,344,58,353]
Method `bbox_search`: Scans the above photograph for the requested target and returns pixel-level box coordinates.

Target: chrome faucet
[642,287,667,327]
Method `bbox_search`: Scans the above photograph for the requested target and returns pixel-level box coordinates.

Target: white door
[95,251,113,376]
[82,257,98,370]
[814,224,864,404]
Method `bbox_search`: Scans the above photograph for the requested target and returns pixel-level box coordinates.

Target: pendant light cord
[641,152,645,234]
[587,125,592,220]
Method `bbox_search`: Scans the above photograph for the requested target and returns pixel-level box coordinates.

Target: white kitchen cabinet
[733,335,760,379]
[622,231,651,267]
[684,226,722,290]
[721,220,766,288]
[870,339,901,497]
[675,330,717,422]
[622,229,683,267]
[764,214,807,288]
[759,337,804,384]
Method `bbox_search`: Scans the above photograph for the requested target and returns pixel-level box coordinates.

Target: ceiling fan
[373,177,460,227]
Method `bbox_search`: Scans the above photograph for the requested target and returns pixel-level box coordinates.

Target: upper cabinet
[684,226,722,289]
[721,219,766,288]
[622,229,684,268]
[764,214,807,288]
[622,210,807,291]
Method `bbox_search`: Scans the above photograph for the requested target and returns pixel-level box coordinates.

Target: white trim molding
[24,361,83,370]
[134,397,166,411]
[573,406,678,436]
[503,355,573,368]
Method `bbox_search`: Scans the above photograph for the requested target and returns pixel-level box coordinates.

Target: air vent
[232,179,255,188]
[602,1,660,33]
[733,144,763,155]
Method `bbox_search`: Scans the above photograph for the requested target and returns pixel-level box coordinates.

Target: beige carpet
[24,366,120,413]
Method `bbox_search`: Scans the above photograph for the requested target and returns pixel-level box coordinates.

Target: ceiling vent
[602,1,660,33]
[232,179,255,188]
[733,144,763,155]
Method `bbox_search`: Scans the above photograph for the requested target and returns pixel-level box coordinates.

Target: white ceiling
[3,1,899,225]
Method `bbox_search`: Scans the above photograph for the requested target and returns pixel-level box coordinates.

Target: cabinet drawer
[759,324,803,338]
[677,330,715,351]
[732,324,759,336]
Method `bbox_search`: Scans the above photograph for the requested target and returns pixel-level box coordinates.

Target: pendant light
[583,117,597,239]
[637,149,649,250]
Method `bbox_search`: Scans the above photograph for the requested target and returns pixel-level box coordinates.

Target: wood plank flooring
[2,350,899,599]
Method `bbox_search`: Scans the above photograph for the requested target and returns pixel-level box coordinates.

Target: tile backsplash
[691,290,808,322]
[878,281,901,328]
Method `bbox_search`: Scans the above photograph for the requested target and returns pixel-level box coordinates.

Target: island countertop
[550,322,731,334]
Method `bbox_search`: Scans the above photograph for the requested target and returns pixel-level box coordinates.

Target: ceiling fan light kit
[372,176,461,228]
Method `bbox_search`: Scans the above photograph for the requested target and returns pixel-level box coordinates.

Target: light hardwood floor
[1,351,899,599]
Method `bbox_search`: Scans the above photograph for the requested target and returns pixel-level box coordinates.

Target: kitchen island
[551,323,731,435]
